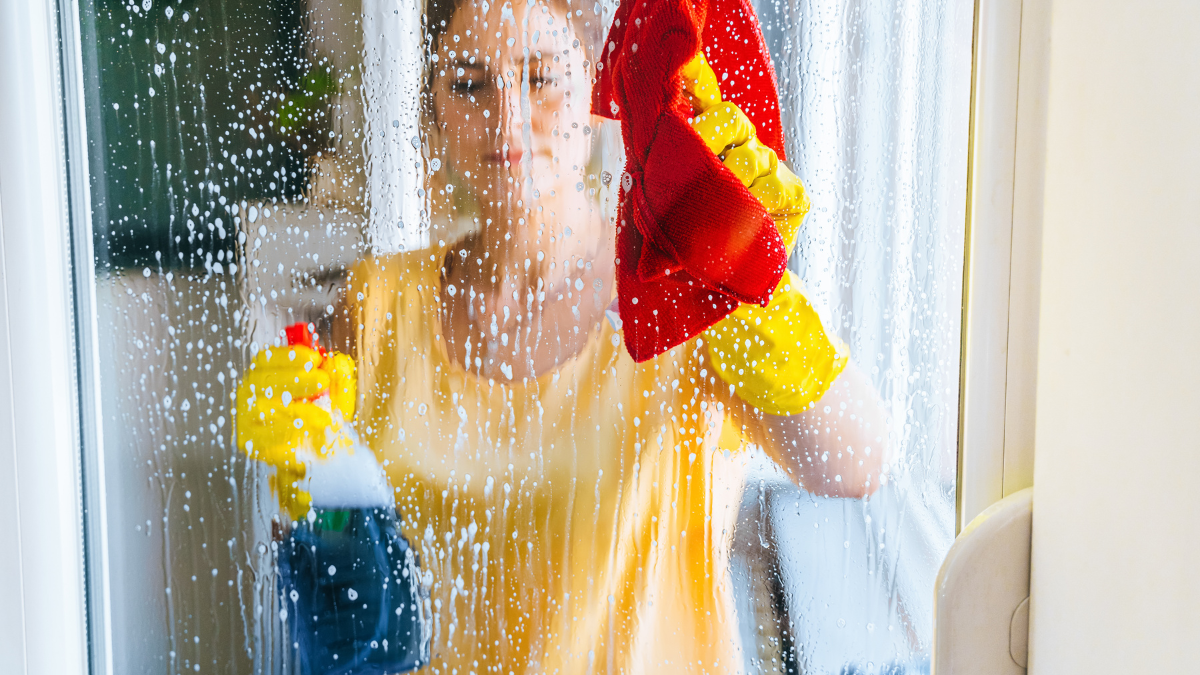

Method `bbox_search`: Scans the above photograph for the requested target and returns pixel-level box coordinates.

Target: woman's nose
[497,77,527,143]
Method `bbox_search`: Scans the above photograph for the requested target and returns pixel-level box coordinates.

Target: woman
[238,0,889,672]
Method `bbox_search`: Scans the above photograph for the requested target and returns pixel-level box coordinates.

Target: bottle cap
[284,322,323,353]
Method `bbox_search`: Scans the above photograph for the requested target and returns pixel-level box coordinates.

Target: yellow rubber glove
[683,53,846,415]
[233,343,356,518]
[682,53,811,249]
[703,272,847,415]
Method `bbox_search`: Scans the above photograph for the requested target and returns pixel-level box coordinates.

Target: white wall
[1028,1,1200,671]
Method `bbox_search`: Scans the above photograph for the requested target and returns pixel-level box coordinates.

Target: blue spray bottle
[276,323,429,674]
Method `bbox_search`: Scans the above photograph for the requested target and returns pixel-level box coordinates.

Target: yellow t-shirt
[340,252,755,675]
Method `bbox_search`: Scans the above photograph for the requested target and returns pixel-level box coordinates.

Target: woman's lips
[486,149,524,164]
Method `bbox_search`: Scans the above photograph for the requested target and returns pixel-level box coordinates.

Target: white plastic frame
[956,0,1050,532]
[0,1,91,674]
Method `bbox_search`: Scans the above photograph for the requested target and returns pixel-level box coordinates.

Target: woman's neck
[438,212,614,381]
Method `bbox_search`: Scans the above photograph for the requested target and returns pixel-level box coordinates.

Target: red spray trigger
[284,323,329,404]
[284,323,324,355]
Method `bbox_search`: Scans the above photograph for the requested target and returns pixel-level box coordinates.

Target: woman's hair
[419,0,616,241]
[423,0,603,68]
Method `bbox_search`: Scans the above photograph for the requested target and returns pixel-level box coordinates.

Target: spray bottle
[275,323,429,675]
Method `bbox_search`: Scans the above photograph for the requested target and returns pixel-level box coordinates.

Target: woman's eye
[452,80,484,94]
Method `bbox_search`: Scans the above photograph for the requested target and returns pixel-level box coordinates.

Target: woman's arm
[725,360,889,499]
[679,63,889,494]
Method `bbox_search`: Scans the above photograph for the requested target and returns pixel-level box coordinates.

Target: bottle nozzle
[285,322,323,354]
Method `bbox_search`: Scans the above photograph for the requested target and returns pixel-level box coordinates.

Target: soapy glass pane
[738,0,972,671]
[75,0,970,674]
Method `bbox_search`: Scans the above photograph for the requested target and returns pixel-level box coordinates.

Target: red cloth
[592,0,788,362]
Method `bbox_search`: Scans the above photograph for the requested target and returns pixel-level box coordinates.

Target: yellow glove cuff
[704,272,848,416]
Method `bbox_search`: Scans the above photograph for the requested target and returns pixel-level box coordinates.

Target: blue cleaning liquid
[279,506,429,675]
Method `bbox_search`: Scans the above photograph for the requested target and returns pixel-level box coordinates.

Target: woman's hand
[687,52,844,417]
[234,344,356,517]
[683,53,810,249]
[683,53,888,498]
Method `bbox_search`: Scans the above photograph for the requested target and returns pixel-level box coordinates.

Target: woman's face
[430,1,593,213]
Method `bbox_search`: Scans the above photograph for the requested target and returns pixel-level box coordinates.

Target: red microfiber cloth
[593,0,789,362]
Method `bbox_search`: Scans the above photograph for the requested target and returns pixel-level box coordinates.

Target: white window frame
[956,0,1050,532]
[0,1,92,674]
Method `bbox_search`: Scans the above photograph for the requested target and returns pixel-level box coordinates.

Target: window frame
[957,0,1049,532]
[0,1,91,673]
